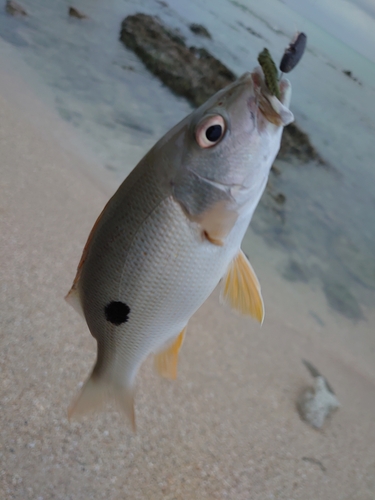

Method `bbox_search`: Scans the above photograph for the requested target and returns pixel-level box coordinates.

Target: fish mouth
[249,68,293,127]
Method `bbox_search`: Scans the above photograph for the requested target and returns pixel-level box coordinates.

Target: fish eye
[195,115,226,148]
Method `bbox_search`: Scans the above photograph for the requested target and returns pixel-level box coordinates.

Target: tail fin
[68,373,136,431]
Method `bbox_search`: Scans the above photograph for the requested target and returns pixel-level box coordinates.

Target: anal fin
[154,327,187,380]
[221,249,264,323]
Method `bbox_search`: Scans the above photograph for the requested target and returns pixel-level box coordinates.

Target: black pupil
[205,124,222,142]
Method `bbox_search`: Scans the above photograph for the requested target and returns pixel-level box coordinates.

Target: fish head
[172,68,293,218]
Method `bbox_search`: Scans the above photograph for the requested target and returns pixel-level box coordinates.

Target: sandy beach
[1,33,375,500]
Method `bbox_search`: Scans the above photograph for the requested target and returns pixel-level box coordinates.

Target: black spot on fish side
[104,301,130,325]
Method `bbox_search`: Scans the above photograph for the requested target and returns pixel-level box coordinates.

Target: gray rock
[120,14,235,109]
[297,360,340,429]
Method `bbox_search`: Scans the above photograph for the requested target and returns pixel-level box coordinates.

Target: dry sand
[0,46,375,500]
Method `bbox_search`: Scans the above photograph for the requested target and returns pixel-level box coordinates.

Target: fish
[65,66,294,429]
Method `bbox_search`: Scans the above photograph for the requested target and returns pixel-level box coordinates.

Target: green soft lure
[257,48,280,99]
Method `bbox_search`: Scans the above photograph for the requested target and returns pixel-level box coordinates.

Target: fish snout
[237,72,253,84]
[249,67,293,127]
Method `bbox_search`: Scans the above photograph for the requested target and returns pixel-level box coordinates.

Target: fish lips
[249,68,294,127]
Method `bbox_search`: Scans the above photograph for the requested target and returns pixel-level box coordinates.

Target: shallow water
[1,0,374,321]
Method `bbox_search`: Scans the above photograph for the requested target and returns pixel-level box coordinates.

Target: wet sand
[1,47,375,500]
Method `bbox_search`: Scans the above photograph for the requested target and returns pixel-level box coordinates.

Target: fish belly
[79,194,249,387]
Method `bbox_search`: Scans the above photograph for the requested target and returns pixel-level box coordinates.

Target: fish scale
[87,195,246,376]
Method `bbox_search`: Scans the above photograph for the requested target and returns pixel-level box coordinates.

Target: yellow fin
[221,250,265,323]
[154,327,187,380]
[68,373,136,431]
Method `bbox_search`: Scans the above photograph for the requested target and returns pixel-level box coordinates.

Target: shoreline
[0,40,118,198]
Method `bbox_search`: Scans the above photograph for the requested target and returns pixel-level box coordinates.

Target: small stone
[297,361,340,429]
[5,0,27,16]
[189,23,212,39]
[68,7,88,19]
[273,193,286,204]
[270,164,281,176]
[342,69,362,85]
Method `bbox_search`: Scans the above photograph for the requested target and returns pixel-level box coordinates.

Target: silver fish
[66,68,293,429]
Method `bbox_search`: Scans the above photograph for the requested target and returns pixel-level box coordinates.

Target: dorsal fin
[65,199,112,315]
[66,199,110,301]
[65,285,84,317]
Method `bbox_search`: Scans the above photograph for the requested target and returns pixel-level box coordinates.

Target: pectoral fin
[221,250,264,323]
[199,201,238,246]
[154,327,187,380]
